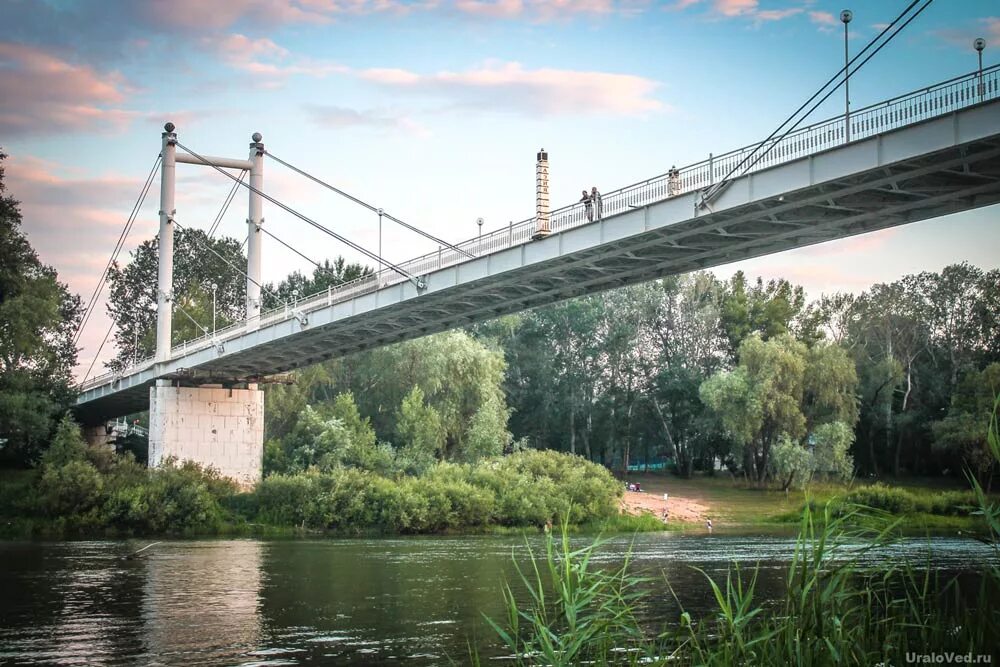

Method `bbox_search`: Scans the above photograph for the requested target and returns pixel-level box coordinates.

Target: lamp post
[377,208,383,281]
[975,38,986,102]
[477,217,484,239]
[841,9,853,142]
[210,282,218,334]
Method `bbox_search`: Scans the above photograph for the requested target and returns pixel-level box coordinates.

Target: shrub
[255,473,317,526]
[842,484,916,514]
[39,460,104,515]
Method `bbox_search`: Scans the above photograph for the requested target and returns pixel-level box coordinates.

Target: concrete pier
[148,381,264,488]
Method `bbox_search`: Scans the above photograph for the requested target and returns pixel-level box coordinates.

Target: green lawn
[624,472,988,533]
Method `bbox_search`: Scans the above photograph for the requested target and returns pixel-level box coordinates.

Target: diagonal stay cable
[258,225,338,276]
[75,154,161,346]
[172,219,284,305]
[264,150,474,259]
[207,169,246,238]
[81,322,115,386]
[702,0,926,203]
[174,140,426,288]
[727,0,934,184]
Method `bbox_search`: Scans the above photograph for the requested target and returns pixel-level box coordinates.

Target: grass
[622,472,993,533]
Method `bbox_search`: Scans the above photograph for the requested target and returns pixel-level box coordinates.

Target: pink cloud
[714,0,756,17]
[210,33,347,86]
[455,0,524,18]
[0,42,137,136]
[672,0,804,23]
[809,10,839,30]
[359,61,664,116]
[453,0,646,21]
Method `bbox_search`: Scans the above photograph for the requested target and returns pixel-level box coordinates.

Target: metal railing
[79,66,999,393]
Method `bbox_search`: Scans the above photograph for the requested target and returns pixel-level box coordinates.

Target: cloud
[0,42,137,136]
[809,10,839,31]
[672,0,805,23]
[209,33,347,86]
[305,105,430,136]
[932,16,1000,48]
[714,0,757,17]
[358,61,664,116]
[452,0,648,21]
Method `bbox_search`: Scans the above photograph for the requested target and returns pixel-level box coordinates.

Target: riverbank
[2,461,990,540]
[617,473,990,534]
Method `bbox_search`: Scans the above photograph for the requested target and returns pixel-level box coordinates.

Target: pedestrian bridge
[77,67,1000,427]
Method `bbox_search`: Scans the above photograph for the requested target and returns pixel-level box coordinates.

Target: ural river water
[0,533,994,665]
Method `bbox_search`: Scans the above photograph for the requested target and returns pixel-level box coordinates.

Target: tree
[646,273,727,477]
[932,363,1000,490]
[262,257,372,310]
[700,334,858,486]
[0,150,83,465]
[396,386,445,474]
[718,272,810,357]
[105,227,246,370]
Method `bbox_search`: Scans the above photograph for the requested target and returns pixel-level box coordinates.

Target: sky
[1,0,998,379]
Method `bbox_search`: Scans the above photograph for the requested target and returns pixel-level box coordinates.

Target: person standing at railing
[581,189,593,222]
[667,166,680,197]
[591,186,603,220]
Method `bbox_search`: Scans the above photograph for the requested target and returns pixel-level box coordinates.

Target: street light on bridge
[975,38,986,102]
[841,9,853,142]
[211,282,218,334]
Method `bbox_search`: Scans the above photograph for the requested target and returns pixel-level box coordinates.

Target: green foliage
[769,435,813,491]
[0,151,82,465]
[396,386,445,474]
[251,449,620,533]
[842,483,916,514]
[261,257,372,311]
[811,421,854,480]
[485,527,646,667]
[932,363,1000,481]
[701,334,859,485]
[105,227,246,371]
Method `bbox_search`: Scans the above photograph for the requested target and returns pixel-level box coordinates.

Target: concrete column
[148,381,264,488]
[83,424,115,450]
[246,132,264,331]
[532,148,551,240]
[156,122,177,362]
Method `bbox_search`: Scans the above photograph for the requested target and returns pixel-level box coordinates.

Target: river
[0,533,993,665]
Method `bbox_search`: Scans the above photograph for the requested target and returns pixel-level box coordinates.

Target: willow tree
[700,334,858,486]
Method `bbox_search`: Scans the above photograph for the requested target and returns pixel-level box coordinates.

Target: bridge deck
[75,69,1000,423]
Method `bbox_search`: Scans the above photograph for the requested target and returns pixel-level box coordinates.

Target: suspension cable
[174,141,425,289]
[80,323,115,386]
[702,0,930,203]
[258,225,332,275]
[207,170,246,238]
[728,0,934,183]
[74,154,161,346]
[264,150,474,259]
[172,219,285,304]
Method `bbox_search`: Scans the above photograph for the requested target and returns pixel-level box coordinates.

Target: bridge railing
[79,65,999,393]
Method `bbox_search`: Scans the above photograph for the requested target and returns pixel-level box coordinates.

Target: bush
[842,484,916,514]
[39,460,104,515]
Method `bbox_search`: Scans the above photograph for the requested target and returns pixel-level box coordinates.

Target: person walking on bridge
[581,189,593,222]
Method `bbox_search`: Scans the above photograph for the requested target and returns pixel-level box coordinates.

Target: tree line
[474,266,1000,487]
[1,145,998,492]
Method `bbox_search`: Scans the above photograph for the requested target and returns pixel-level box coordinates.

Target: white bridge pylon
[156,122,265,362]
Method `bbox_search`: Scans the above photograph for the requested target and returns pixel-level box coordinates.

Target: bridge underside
[75,104,1000,424]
